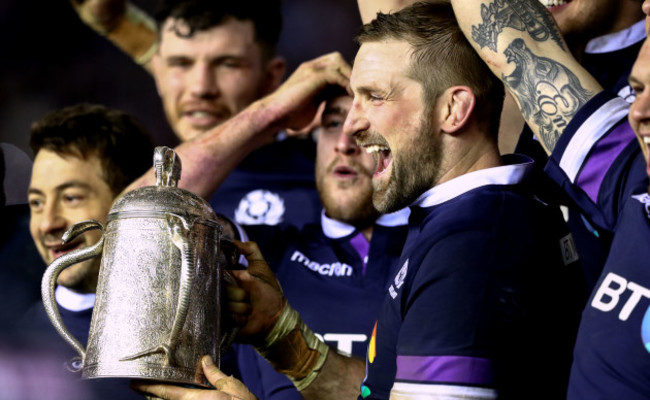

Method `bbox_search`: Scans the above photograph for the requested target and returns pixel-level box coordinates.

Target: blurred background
[0,0,361,157]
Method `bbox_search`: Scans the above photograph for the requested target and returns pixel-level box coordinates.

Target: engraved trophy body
[41,146,236,387]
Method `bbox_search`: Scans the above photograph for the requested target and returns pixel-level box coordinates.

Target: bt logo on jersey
[314,333,367,355]
[591,272,650,321]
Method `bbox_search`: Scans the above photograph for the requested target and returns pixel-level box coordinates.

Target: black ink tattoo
[471,0,565,52]
[502,39,591,150]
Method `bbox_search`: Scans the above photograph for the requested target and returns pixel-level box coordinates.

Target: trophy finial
[154,146,182,187]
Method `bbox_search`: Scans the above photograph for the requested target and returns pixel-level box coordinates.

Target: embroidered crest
[234,189,285,225]
[389,259,409,299]
[632,193,650,220]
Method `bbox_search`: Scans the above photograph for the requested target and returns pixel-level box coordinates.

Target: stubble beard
[372,116,443,214]
[317,159,379,227]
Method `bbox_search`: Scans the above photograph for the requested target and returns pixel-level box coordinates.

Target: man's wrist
[255,303,329,391]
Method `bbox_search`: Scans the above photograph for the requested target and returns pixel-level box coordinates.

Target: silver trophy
[41,146,238,387]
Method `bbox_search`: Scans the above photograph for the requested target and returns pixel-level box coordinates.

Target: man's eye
[63,195,83,205]
[28,198,43,210]
[168,58,192,68]
[222,60,243,69]
[323,120,343,131]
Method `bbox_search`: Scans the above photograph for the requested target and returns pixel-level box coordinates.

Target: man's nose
[39,201,67,236]
[190,64,219,98]
[343,99,369,139]
[335,129,361,155]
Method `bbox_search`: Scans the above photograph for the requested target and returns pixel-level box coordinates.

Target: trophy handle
[219,238,241,358]
[120,213,195,366]
[40,220,104,371]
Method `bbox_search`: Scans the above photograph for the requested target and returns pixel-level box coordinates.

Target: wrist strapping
[255,303,329,391]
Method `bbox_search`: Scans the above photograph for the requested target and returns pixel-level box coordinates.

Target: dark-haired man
[70,0,322,228]
[453,0,650,398]
[135,2,582,399]
[21,103,154,399]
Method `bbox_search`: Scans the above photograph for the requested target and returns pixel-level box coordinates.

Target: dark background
[0,0,361,157]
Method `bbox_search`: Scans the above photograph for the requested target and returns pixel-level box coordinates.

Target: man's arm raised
[70,0,158,72]
[451,0,603,154]
[121,52,351,200]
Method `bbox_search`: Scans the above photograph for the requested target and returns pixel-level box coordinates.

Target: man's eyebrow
[28,180,92,195]
[322,106,347,117]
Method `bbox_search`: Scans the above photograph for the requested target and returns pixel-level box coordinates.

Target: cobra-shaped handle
[219,239,241,356]
[40,220,104,371]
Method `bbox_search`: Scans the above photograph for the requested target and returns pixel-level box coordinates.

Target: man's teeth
[539,0,568,6]
[643,136,650,144]
[364,145,389,154]
[189,111,213,118]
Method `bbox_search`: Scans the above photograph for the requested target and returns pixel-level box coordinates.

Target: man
[231,91,409,400]
[511,0,646,290]
[70,0,322,228]
[22,103,154,399]
[452,0,650,398]
[136,2,582,399]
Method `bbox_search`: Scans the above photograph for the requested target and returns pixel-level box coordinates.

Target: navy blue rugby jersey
[514,20,646,292]
[209,135,322,229]
[582,19,646,102]
[545,92,650,399]
[236,208,410,400]
[361,155,583,400]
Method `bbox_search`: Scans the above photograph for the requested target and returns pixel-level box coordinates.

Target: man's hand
[261,52,352,133]
[132,355,257,400]
[69,0,126,35]
[227,241,286,345]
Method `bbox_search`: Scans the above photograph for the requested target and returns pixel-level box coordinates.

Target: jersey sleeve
[544,91,646,231]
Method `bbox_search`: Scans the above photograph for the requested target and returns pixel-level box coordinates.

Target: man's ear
[439,86,475,134]
[262,56,287,95]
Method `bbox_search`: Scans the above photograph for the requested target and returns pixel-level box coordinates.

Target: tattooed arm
[451,0,602,154]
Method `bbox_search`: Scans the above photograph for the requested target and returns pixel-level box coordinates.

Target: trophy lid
[108,146,219,225]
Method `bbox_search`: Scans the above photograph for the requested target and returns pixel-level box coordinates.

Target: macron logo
[290,251,353,277]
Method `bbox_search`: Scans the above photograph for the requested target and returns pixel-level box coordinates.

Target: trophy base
[82,361,210,388]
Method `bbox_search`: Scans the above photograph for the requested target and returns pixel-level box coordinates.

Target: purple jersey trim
[395,355,494,385]
[349,232,370,276]
[576,121,636,203]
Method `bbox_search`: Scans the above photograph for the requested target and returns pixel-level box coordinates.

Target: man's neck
[436,135,502,187]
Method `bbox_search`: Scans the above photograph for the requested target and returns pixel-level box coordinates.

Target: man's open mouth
[363,144,392,177]
[47,240,83,260]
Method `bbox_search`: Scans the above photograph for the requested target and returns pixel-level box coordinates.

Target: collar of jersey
[585,19,645,55]
[412,154,533,209]
[321,207,410,239]
[55,286,96,312]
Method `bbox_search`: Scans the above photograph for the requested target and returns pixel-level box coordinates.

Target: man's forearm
[252,301,365,400]
[73,1,158,73]
[451,0,602,154]
[299,350,366,400]
[123,97,280,198]
[105,3,158,72]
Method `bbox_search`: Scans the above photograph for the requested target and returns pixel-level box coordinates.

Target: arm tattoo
[471,0,565,52]
[502,39,592,150]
